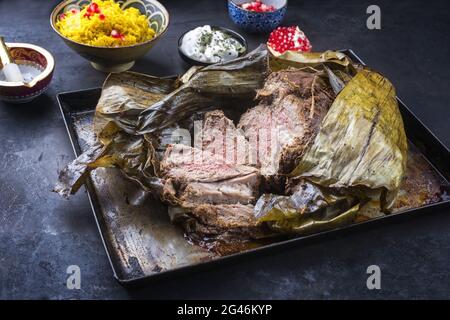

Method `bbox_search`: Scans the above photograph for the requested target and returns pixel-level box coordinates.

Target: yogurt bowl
[178,26,248,66]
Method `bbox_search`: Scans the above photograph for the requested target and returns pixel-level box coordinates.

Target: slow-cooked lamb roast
[161,143,262,207]
[238,69,334,175]
[54,47,420,258]
[161,144,266,242]
[197,110,250,166]
[159,69,335,245]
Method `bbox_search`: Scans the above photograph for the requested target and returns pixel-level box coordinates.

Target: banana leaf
[136,44,268,134]
[55,72,177,197]
[264,201,361,235]
[55,46,407,238]
[290,68,407,210]
[253,172,362,234]
[54,143,105,197]
[55,45,268,197]
[255,181,354,222]
[54,126,163,197]
[94,71,180,135]
[269,50,359,75]
[253,50,407,232]
[255,183,361,235]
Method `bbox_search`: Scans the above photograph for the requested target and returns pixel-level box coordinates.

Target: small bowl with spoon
[0,37,55,104]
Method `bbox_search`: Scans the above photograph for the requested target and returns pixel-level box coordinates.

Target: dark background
[0,0,449,299]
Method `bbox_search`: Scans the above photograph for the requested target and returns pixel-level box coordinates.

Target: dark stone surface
[0,0,449,299]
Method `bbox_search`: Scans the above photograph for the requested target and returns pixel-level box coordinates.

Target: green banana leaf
[265,202,361,235]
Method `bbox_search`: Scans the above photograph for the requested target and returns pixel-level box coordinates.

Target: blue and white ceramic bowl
[227,0,287,33]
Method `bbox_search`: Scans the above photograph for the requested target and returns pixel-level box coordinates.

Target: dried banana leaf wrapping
[137,44,268,134]
[291,69,407,207]
[269,50,358,75]
[255,179,360,234]
[55,45,268,197]
[54,71,178,197]
[254,51,407,233]
[94,72,179,135]
[55,46,407,238]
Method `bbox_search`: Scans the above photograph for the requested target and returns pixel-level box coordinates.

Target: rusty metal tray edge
[56,49,450,287]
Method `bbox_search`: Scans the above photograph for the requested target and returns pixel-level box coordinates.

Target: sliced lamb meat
[199,110,237,152]
[158,69,334,246]
[178,175,260,205]
[197,110,250,165]
[192,203,259,231]
[178,203,271,241]
[238,69,334,175]
[160,144,267,242]
[163,174,260,206]
[161,143,256,181]
[256,68,326,103]
[161,144,262,206]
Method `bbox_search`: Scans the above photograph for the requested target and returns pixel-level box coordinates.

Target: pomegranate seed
[70,8,79,14]
[89,3,98,10]
[59,13,66,20]
[267,26,312,54]
[111,29,125,40]
[240,1,276,12]
[86,3,101,15]
[111,29,120,38]
[99,13,105,20]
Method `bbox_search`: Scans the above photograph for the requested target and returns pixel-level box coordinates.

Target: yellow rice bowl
[55,0,156,47]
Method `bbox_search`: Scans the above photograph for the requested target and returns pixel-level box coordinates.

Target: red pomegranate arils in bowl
[241,0,276,13]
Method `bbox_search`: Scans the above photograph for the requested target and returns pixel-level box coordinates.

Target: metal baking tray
[56,50,450,287]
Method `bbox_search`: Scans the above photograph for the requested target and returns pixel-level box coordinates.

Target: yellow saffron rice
[56,0,156,47]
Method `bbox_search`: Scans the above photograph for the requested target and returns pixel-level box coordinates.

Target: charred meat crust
[158,69,335,245]
[237,69,334,175]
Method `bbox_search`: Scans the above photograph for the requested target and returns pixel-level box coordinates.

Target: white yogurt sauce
[180,25,245,63]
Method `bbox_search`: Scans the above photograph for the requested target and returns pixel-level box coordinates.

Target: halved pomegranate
[267,26,312,56]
